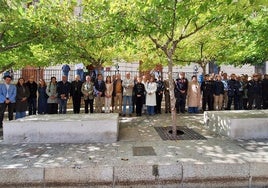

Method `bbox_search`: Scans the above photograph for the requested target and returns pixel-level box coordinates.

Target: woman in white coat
[145,76,157,115]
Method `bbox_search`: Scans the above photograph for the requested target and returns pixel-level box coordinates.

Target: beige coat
[187,81,201,107]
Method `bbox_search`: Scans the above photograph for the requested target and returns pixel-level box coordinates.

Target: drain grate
[133,146,156,156]
[154,126,207,140]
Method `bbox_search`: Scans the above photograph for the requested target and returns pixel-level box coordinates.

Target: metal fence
[1,68,194,83]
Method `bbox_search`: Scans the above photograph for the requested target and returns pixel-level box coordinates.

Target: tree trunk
[167,57,177,137]
[201,64,206,75]
[200,60,210,76]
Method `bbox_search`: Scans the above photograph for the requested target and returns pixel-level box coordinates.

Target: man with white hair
[70,75,83,114]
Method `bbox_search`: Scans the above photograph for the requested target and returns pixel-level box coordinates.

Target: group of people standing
[0,70,267,128]
[186,72,268,113]
[0,75,43,128]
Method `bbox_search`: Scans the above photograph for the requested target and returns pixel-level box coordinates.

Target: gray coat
[46,82,58,103]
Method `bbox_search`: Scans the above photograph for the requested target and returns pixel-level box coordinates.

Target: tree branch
[149,35,162,49]
[200,42,204,60]
[179,17,218,41]
[0,34,40,53]
[142,16,162,31]
[179,18,193,40]
[0,62,15,74]
[170,0,178,40]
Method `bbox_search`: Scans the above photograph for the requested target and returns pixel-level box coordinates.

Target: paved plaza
[0,112,268,187]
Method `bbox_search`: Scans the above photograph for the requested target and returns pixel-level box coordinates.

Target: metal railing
[1,68,194,83]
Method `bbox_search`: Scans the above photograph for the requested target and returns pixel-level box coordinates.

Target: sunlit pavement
[0,113,268,187]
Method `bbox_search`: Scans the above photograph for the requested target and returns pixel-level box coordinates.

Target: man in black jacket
[26,76,38,115]
[133,77,145,116]
[247,73,262,110]
[201,74,214,111]
[70,75,83,114]
[213,75,224,110]
[175,72,188,113]
[57,75,71,114]
[226,73,240,110]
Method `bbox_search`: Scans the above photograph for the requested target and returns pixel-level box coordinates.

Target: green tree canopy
[218,3,268,65]
[0,0,267,74]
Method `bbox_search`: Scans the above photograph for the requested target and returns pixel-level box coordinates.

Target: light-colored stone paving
[0,112,268,187]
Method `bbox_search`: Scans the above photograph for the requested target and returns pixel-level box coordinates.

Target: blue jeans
[123,96,132,115]
[188,107,198,113]
[59,99,67,114]
[147,106,155,115]
[15,111,26,119]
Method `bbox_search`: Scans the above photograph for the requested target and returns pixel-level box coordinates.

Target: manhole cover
[154,126,206,140]
[133,146,156,156]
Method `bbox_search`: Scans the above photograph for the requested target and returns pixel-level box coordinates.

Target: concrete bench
[3,113,119,144]
[203,110,268,139]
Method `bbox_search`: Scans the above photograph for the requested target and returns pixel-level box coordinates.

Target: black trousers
[28,98,37,115]
[263,97,268,109]
[84,99,94,113]
[248,94,262,110]
[176,92,187,113]
[156,93,163,113]
[202,94,214,111]
[135,96,143,115]
[72,96,81,114]
[0,102,15,127]
[227,95,239,110]
[132,95,136,113]
[47,103,58,114]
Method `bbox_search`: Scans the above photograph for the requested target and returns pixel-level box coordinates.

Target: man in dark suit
[70,75,83,114]
[175,72,188,113]
[26,76,38,115]
[94,74,106,113]
[57,75,71,114]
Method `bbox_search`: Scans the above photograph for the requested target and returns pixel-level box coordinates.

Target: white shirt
[5,83,10,98]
